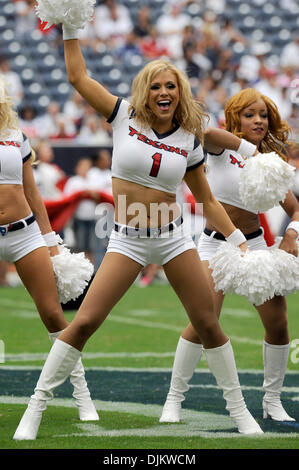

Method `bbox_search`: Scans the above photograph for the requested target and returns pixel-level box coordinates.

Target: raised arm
[64,38,118,119]
[204,127,257,156]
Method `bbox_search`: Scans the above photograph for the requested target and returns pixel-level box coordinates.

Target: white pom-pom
[271,237,299,297]
[209,242,299,306]
[51,245,94,304]
[36,0,96,30]
[239,152,295,213]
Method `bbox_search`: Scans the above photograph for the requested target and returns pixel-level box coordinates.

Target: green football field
[0,282,299,453]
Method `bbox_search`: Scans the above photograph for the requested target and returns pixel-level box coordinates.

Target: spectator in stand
[115,31,141,61]
[255,68,292,120]
[204,0,227,14]
[77,18,101,51]
[236,45,265,85]
[19,105,40,141]
[200,10,221,49]
[0,57,24,108]
[181,24,198,54]
[140,27,170,60]
[88,149,113,269]
[14,0,38,38]
[88,149,112,195]
[133,6,153,39]
[64,157,99,264]
[197,76,227,121]
[94,0,133,48]
[36,101,76,140]
[33,140,65,200]
[156,3,190,60]
[176,42,210,89]
[76,115,113,147]
[192,40,213,75]
[288,105,299,141]
[63,90,87,132]
[280,30,299,72]
[220,17,247,48]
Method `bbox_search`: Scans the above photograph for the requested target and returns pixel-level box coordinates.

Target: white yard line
[0,298,269,347]
[108,315,263,345]
[1,395,298,439]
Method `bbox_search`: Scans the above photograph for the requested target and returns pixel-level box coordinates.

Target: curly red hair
[225,88,290,161]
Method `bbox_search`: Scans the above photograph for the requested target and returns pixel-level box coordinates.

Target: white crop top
[108,98,204,194]
[206,148,255,213]
[0,129,31,185]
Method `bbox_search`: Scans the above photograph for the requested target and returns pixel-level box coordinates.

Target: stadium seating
[0,0,297,115]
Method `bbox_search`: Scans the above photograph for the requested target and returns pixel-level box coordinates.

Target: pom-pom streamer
[51,245,94,304]
[36,0,96,30]
[209,242,299,306]
[239,152,295,213]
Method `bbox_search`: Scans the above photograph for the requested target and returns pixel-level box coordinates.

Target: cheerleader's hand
[278,233,298,257]
[49,245,60,257]
[239,241,249,255]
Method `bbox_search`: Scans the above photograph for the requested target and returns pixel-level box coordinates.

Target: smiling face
[239,98,269,146]
[146,69,180,133]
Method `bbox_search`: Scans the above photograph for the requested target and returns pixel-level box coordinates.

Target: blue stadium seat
[122,54,145,74]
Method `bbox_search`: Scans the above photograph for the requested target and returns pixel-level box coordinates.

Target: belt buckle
[0,226,8,236]
[150,227,160,238]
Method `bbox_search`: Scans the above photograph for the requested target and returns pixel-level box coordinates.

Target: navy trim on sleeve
[22,132,28,142]
[193,137,200,150]
[186,159,204,172]
[22,152,32,164]
[207,149,225,156]
[107,97,122,123]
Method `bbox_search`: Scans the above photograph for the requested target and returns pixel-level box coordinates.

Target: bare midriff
[206,201,260,235]
[112,177,181,228]
[0,184,32,224]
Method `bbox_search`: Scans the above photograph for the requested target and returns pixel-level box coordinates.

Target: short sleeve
[21,133,32,163]
[186,138,205,172]
[106,98,130,128]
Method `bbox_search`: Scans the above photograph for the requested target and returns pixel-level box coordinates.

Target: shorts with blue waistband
[107,219,196,267]
[0,216,46,263]
[197,228,267,261]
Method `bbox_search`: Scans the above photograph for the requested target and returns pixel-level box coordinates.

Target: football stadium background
[0,0,299,451]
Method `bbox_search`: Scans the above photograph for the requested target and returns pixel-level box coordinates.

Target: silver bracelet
[286,220,299,237]
[226,229,247,247]
[237,139,257,158]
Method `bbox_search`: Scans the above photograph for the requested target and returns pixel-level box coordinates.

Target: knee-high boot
[204,340,263,434]
[160,337,203,422]
[262,341,295,421]
[13,339,82,440]
[49,330,99,421]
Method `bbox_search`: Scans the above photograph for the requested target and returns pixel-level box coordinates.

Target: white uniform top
[206,148,254,212]
[0,129,31,185]
[108,98,204,195]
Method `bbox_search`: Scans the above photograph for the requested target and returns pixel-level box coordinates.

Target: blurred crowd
[1,0,297,143]
[0,0,299,287]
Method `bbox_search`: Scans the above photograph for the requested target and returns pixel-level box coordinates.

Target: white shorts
[107,221,196,267]
[197,229,267,261]
[0,216,46,263]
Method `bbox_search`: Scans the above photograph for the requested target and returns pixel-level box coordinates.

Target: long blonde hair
[129,59,207,143]
[0,74,19,138]
[225,88,290,161]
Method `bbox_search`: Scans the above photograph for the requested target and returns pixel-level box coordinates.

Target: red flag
[44,191,114,233]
